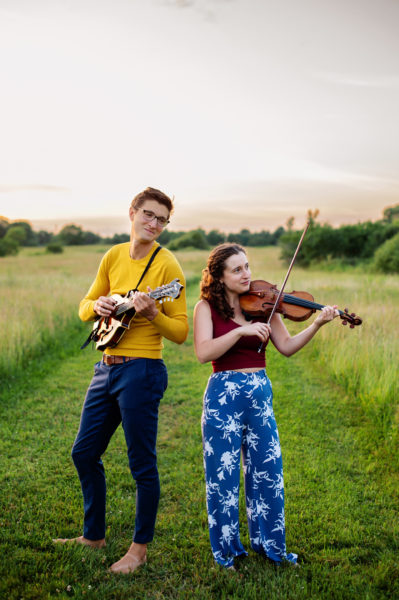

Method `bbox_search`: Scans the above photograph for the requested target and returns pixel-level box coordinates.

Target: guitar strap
[80,244,163,349]
[132,244,162,291]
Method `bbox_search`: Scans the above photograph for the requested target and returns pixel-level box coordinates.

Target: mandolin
[85,278,183,351]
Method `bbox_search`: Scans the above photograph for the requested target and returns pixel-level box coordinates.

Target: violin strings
[282,294,346,318]
[282,293,325,311]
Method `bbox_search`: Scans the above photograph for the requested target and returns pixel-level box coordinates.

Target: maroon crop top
[209,303,267,372]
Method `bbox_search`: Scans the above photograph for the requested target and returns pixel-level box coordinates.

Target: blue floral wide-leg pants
[201,370,297,568]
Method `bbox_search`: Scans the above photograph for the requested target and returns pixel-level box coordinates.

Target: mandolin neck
[114,289,158,317]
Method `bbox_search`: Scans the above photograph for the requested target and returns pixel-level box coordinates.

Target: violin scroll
[340,308,362,329]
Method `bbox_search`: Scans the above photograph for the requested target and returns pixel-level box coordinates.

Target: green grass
[1,280,398,599]
[1,245,398,460]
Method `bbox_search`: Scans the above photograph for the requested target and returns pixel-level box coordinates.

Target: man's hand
[94,296,116,317]
[132,288,158,321]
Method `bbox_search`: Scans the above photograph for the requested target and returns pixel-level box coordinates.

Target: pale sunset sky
[1,0,399,235]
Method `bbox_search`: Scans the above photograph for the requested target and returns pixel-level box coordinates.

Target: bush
[248,228,283,246]
[0,218,9,239]
[82,231,101,245]
[0,226,27,256]
[227,229,252,245]
[279,221,399,267]
[37,230,53,245]
[58,224,84,245]
[168,229,208,250]
[5,225,27,245]
[105,233,130,245]
[206,229,226,245]
[7,221,37,246]
[46,242,64,254]
[0,236,20,256]
[373,232,399,273]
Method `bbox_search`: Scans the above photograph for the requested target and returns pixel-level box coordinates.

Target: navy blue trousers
[71,358,168,543]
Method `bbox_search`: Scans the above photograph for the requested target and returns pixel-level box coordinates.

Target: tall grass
[281,267,399,461]
[0,246,108,376]
[1,245,398,460]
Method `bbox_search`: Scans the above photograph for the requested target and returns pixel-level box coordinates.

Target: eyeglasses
[138,208,170,228]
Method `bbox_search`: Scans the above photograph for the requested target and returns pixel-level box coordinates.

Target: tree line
[0,219,285,255]
[1,204,399,272]
[279,207,399,273]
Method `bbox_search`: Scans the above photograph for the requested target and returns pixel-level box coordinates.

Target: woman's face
[220,252,251,294]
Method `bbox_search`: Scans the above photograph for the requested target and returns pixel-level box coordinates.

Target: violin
[239,280,362,328]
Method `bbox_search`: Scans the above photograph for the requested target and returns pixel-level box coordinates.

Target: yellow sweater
[79,242,188,358]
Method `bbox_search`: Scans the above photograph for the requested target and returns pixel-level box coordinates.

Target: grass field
[1,246,398,599]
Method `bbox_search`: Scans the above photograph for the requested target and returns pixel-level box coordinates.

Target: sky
[1,0,399,235]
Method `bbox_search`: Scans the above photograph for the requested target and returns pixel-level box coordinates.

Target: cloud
[283,161,399,191]
[226,155,399,192]
[162,0,233,21]
[315,72,399,89]
[0,184,70,194]
[171,174,399,231]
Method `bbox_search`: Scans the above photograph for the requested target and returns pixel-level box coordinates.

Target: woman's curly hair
[200,243,246,320]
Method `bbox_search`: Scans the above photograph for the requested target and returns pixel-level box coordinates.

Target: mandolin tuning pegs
[342,320,347,325]
[351,313,356,317]
[350,324,355,329]
[345,307,349,313]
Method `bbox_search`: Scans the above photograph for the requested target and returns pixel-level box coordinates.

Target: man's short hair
[131,187,174,215]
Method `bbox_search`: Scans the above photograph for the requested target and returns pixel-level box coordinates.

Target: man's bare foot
[109,542,147,574]
[52,535,106,548]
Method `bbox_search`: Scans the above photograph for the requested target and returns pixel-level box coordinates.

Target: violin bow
[258,219,310,352]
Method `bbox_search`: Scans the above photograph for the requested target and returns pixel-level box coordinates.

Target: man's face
[130,200,170,243]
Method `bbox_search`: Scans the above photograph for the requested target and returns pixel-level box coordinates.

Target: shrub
[168,229,208,250]
[0,236,20,256]
[373,232,399,273]
[206,229,226,245]
[5,225,27,245]
[58,224,84,245]
[7,221,37,246]
[46,242,64,254]
[0,218,10,239]
[227,229,252,245]
[279,221,399,266]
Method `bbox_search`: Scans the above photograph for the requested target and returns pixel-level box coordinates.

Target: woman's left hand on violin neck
[313,305,340,328]
[269,304,339,358]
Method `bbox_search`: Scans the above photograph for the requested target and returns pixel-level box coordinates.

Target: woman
[193,243,338,569]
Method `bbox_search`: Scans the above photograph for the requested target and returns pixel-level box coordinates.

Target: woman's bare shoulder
[194,299,211,315]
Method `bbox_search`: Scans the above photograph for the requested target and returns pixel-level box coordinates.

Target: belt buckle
[103,354,113,365]
[103,355,137,365]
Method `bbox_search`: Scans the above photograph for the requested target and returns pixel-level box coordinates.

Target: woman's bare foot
[52,535,106,548]
[109,542,147,574]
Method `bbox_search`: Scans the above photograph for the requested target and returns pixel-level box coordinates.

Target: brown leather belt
[102,355,140,365]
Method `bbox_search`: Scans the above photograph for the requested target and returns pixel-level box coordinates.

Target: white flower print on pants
[202,370,297,568]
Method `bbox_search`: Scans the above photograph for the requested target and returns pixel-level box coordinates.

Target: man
[54,187,188,574]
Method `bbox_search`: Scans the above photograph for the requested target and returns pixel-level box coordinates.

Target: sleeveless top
[209,303,267,373]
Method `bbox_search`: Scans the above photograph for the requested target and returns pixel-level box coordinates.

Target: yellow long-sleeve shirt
[79,242,188,359]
